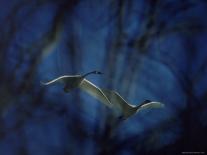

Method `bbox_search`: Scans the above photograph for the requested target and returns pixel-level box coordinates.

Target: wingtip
[158,103,165,108]
[151,101,164,104]
[137,101,165,111]
[40,81,47,85]
[151,102,165,108]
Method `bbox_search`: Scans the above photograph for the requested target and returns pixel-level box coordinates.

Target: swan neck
[82,71,97,77]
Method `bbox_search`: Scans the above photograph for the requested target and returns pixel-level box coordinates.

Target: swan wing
[41,75,78,85]
[101,89,134,110]
[79,79,111,107]
[137,102,164,113]
[101,89,140,118]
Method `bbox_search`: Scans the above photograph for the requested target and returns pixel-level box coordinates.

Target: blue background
[0,0,207,154]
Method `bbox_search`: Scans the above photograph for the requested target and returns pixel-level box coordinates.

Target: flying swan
[41,71,164,119]
[41,71,111,105]
[100,89,164,119]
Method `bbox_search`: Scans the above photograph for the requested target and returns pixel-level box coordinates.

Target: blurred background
[0,0,207,154]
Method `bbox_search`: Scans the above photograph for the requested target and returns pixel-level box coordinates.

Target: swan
[79,83,164,119]
[41,71,112,105]
[41,71,103,92]
[99,89,164,119]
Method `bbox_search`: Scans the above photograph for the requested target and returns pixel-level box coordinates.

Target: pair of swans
[41,71,164,120]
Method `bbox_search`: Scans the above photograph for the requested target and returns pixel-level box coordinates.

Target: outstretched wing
[41,75,77,85]
[101,89,140,118]
[79,79,111,107]
[101,89,134,109]
[137,102,164,113]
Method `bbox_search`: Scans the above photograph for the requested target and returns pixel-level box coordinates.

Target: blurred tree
[0,0,207,154]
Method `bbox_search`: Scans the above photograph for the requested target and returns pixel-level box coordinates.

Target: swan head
[93,71,103,74]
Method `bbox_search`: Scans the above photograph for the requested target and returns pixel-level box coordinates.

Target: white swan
[41,71,112,105]
[100,89,164,119]
[41,71,102,92]
[78,82,164,119]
